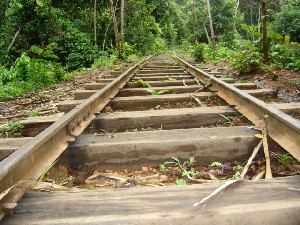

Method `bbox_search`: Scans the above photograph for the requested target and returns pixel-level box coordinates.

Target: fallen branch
[190,95,204,106]
[193,180,240,207]
[262,123,273,179]
[182,168,214,183]
[253,169,266,180]
[240,140,263,178]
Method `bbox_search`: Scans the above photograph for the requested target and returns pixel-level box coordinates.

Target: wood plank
[138,69,185,74]
[56,100,83,113]
[143,65,181,69]
[77,86,266,100]
[246,89,276,98]
[102,74,118,79]
[74,85,206,100]
[85,83,107,90]
[221,78,235,83]
[133,75,193,81]
[94,106,237,131]
[66,126,260,169]
[0,138,32,160]
[110,71,121,75]
[233,82,257,90]
[111,92,215,111]
[95,78,114,83]
[20,114,64,137]
[117,85,204,97]
[3,176,300,224]
[74,90,97,100]
[135,72,189,77]
[270,102,300,114]
[55,92,216,113]
[125,79,197,88]
[209,71,222,76]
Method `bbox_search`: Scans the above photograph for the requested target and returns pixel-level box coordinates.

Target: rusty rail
[176,56,300,162]
[0,55,155,195]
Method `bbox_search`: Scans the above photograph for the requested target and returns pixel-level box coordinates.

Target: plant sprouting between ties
[160,156,198,185]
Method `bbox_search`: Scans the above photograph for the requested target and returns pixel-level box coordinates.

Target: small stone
[142,167,149,172]
[159,175,168,180]
[104,106,113,113]
[3,203,17,214]
[152,169,157,173]
[154,105,161,110]
[173,167,180,171]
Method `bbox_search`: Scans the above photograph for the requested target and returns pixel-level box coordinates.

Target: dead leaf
[255,134,263,139]
[208,136,220,139]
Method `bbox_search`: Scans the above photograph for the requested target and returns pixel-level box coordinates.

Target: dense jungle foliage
[0,0,299,99]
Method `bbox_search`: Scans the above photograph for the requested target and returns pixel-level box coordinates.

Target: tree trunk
[192,0,197,44]
[94,0,97,45]
[7,28,20,52]
[103,14,113,51]
[206,0,215,49]
[109,0,120,51]
[261,0,269,64]
[203,22,211,44]
[257,4,261,33]
[120,0,125,53]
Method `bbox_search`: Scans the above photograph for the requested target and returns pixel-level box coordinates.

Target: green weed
[167,77,176,81]
[240,80,249,83]
[209,161,222,167]
[160,156,198,185]
[38,160,58,182]
[0,121,24,137]
[136,79,152,88]
[275,152,295,166]
[146,89,169,95]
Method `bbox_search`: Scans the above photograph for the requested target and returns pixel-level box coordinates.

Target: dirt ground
[207,61,300,103]
[0,69,107,124]
[1,60,299,124]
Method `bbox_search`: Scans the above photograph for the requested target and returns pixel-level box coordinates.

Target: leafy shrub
[269,42,300,70]
[231,50,263,73]
[0,49,66,100]
[50,19,98,70]
[205,42,235,62]
[191,43,207,62]
[271,2,300,42]
[67,48,98,70]
[92,51,119,69]
[120,42,135,60]
[126,54,139,63]
[12,53,65,86]
[0,66,12,85]
[0,121,24,138]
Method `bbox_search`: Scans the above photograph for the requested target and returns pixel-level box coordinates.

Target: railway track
[0,54,300,224]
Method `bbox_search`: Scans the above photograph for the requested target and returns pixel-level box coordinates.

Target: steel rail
[176,56,300,162]
[0,55,155,195]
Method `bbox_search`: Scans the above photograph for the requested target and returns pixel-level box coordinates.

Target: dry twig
[253,169,266,180]
[190,95,204,106]
[240,140,263,178]
[262,124,273,179]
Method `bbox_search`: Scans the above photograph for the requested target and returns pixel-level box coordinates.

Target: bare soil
[0,69,108,124]
[205,61,300,103]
